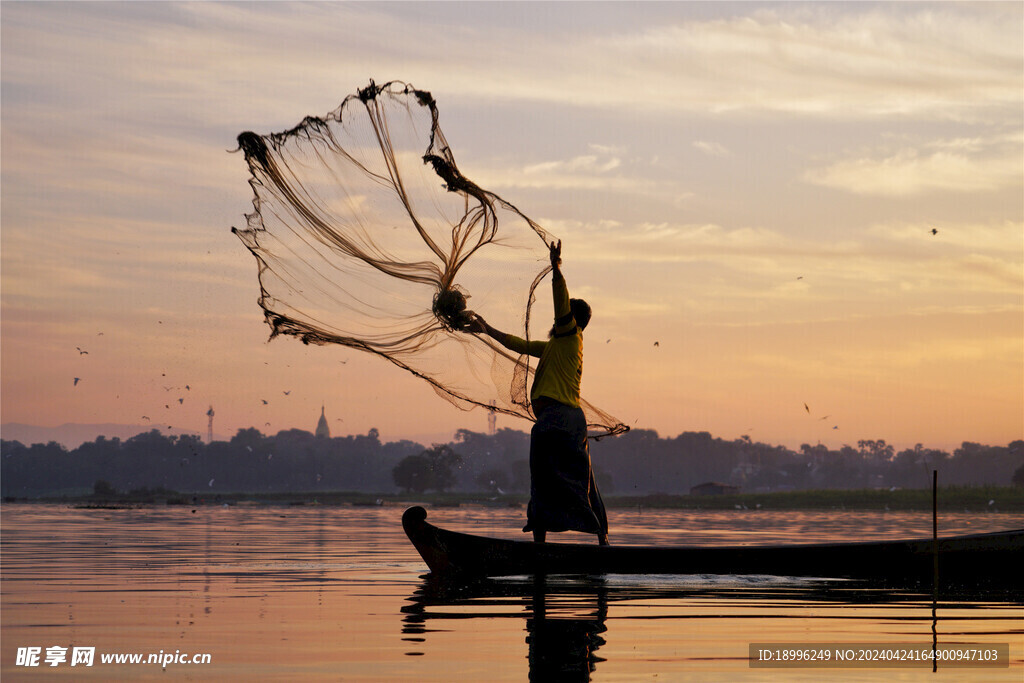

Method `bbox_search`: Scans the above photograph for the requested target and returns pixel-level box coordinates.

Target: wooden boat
[402,506,1024,586]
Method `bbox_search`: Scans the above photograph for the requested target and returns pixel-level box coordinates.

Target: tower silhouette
[206,406,214,444]
[315,405,331,439]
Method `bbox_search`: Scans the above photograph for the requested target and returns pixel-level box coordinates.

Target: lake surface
[2,504,1021,681]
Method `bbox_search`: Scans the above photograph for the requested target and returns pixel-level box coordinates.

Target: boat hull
[402,506,1024,586]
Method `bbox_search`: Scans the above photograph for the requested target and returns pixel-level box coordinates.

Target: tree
[230,427,265,449]
[391,444,463,493]
[392,454,431,493]
[858,439,894,463]
[423,444,463,492]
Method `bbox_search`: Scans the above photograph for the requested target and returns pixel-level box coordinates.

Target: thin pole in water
[932,470,938,585]
[932,469,939,673]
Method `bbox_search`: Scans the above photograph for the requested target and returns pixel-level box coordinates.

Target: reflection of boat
[402,506,1024,586]
[401,571,1022,680]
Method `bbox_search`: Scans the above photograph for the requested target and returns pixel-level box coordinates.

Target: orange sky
[2,2,1021,453]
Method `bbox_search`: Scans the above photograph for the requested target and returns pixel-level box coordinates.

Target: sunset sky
[2,2,1021,453]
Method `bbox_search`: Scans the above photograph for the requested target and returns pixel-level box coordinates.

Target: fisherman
[465,240,609,545]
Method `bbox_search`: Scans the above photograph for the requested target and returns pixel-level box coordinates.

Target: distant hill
[0,423,206,449]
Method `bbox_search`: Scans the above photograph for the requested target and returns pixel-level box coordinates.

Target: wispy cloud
[474,146,653,193]
[867,220,1024,253]
[11,3,1015,126]
[589,5,1023,120]
[693,140,731,157]
[544,215,1024,313]
[524,154,622,176]
[804,147,1022,196]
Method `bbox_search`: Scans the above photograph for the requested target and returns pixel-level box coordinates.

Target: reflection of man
[401,575,609,681]
[466,240,608,545]
[527,579,608,682]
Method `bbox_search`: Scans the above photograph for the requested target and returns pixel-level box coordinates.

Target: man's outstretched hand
[463,313,487,334]
[549,240,562,269]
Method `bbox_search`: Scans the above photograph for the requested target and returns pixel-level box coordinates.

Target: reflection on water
[404,573,1022,681]
[526,579,608,681]
[2,504,1021,681]
[404,576,610,681]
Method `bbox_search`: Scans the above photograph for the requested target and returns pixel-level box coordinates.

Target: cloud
[589,5,1023,120]
[867,220,1024,253]
[693,140,731,157]
[391,4,1019,122]
[524,154,622,176]
[11,2,1015,129]
[473,147,654,193]
[804,148,1022,196]
[954,254,1024,290]
[540,214,1024,322]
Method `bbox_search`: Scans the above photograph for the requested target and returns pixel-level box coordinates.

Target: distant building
[315,405,330,439]
[690,481,740,496]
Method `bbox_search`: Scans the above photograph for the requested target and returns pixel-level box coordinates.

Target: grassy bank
[11,485,1024,512]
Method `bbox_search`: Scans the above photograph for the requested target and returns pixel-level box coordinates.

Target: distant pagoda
[315,405,331,439]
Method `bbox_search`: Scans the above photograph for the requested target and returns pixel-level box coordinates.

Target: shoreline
[5,485,1023,512]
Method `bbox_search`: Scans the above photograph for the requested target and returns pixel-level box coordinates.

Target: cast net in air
[232,80,627,437]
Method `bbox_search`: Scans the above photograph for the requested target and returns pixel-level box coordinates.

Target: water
[2,504,1021,681]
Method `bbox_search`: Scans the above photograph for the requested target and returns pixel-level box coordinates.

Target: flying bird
[931,228,938,235]
[653,341,660,347]
[76,347,88,355]
[178,398,184,404]
[73,377,81,386]
[283,390,291,395]
[804,403,810,413]
[262,399,269,405]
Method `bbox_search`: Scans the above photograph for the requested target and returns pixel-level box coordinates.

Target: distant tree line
[1,426,1021,498]
[1,427,420,497]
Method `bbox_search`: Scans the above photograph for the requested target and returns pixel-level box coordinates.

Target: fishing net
[232,80,627,437]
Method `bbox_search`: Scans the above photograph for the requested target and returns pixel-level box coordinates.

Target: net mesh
[232,80,627,437]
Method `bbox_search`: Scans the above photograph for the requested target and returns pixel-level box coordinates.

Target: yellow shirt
[503,270,582,408]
